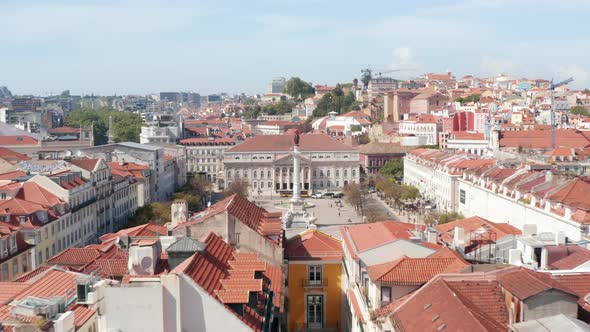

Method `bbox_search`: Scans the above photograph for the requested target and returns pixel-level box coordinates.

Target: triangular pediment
[275,154,311,165]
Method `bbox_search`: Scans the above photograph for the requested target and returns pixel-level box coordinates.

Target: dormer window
[0,193,5,200]
[18,216,26,224]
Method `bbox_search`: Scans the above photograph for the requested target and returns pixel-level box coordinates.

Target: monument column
[282,130,316,229]
[292,145,301,202]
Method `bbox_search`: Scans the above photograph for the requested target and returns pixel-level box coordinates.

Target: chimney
[427,229,438,244]
[508,249,523,266]
[522,224,537,237]
[555,231,566,245]
[453,227,465,250]
[228,303,245,317]
[128,239,160,275]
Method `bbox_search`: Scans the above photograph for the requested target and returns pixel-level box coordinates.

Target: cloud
[555,64,589,86]
[386,47,421,77]
[479,56,515,76]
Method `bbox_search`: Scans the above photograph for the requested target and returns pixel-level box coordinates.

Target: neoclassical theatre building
[223,134,360,197]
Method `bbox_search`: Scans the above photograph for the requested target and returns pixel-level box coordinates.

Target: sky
[1,0,590,96]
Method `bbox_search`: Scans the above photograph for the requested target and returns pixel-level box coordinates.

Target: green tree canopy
[380,159,404,179]
[284,77,315,100]
[65,107,143,145]
[571,106,590,117]
[312,86,359,117]
[455,94,481,104]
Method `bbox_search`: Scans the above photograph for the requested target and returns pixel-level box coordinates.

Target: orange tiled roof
[340,221,431,258]
[0,147,30,163]
[226,133,354,152]
[367,256,469,285]
[179,194,282,245]
[68,158,100,172]
[285,229,343,261]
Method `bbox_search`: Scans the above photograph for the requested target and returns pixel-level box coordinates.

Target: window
[0,193,5,199]
[19,216,26,224]
[308,265,322,285]
[253,171,257,178]
[344,169,348,177]
[1,264,7,281]
[327,170,330,177]
[267,171,271,178]
[381,287,392,304]
[268,182,272,188]
[22,254,27,272]
[12,259,18,275]
[352,169,356,177]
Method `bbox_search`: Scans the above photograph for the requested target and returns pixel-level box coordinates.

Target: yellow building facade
[285,229,344,331]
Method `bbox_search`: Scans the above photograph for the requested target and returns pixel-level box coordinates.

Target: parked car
[323,192,335,198]
[312,193,323,199]
[333,192,344,199]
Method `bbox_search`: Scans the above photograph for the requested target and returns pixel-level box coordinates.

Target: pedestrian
[338,212,341,217]
[330,204,332,208]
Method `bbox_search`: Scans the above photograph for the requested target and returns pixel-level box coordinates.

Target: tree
[284,77,315,100]
[65,107,143,145]
[126,202,172,228]
[571,106,590,117]
[380,159,404,180]
[455,94,481,104]
[400,184,420,201]
[439,212,464,224]
[344,183,368,213]
[224,180,250,198]
[313,88,359,117]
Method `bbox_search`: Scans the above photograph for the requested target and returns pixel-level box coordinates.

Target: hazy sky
[2,0,589,95]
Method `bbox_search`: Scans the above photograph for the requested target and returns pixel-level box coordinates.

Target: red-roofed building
[435,216,522,263]
[172,194,283,265]
[0,224,34,281]
[285,228,343,331]
[0,180,68,271]
[223,133,360,196]
[0,266,103,332]
[457,163,590,242]
[383,266,581,332]
[104,232,283,332]
[340,221,446,331]
[109,161,152,207]
[404,148,496,212]
[0,147,30,164]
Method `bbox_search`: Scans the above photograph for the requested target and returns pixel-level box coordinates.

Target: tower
[108,115,114,144]
[170,200,189,229]
[282,131,316,229]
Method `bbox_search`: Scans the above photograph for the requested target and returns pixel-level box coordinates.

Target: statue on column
[294,129,300,146]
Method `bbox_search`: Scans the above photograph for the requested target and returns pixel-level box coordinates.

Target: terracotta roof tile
[226,133,354,152]
[68,158,100,172]
[285,229,343,261]
[367,256,469,285]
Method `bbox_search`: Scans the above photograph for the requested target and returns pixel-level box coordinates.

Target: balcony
[301,278,328,288]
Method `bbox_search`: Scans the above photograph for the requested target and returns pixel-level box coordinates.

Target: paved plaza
[255,195,411,239]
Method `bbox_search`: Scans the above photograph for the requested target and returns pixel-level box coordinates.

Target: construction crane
[550,77,574,149]
[360,68,414,88]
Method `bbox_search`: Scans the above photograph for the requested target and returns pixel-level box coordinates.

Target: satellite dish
[140,256,153,271]
[64,150,72,157]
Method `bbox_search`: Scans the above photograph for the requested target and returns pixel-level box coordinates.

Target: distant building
[358,142,413,175]
[223,133,360,197]
[368,77,399,99]
[267,77,287,94]
[139,114,181,144]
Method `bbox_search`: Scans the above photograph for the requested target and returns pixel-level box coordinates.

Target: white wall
[458,180,585,241]
[105,283,167,332]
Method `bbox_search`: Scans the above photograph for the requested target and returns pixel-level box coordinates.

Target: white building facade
[223,134,360,197]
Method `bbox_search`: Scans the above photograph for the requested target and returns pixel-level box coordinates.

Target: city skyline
[2,0,590,95]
